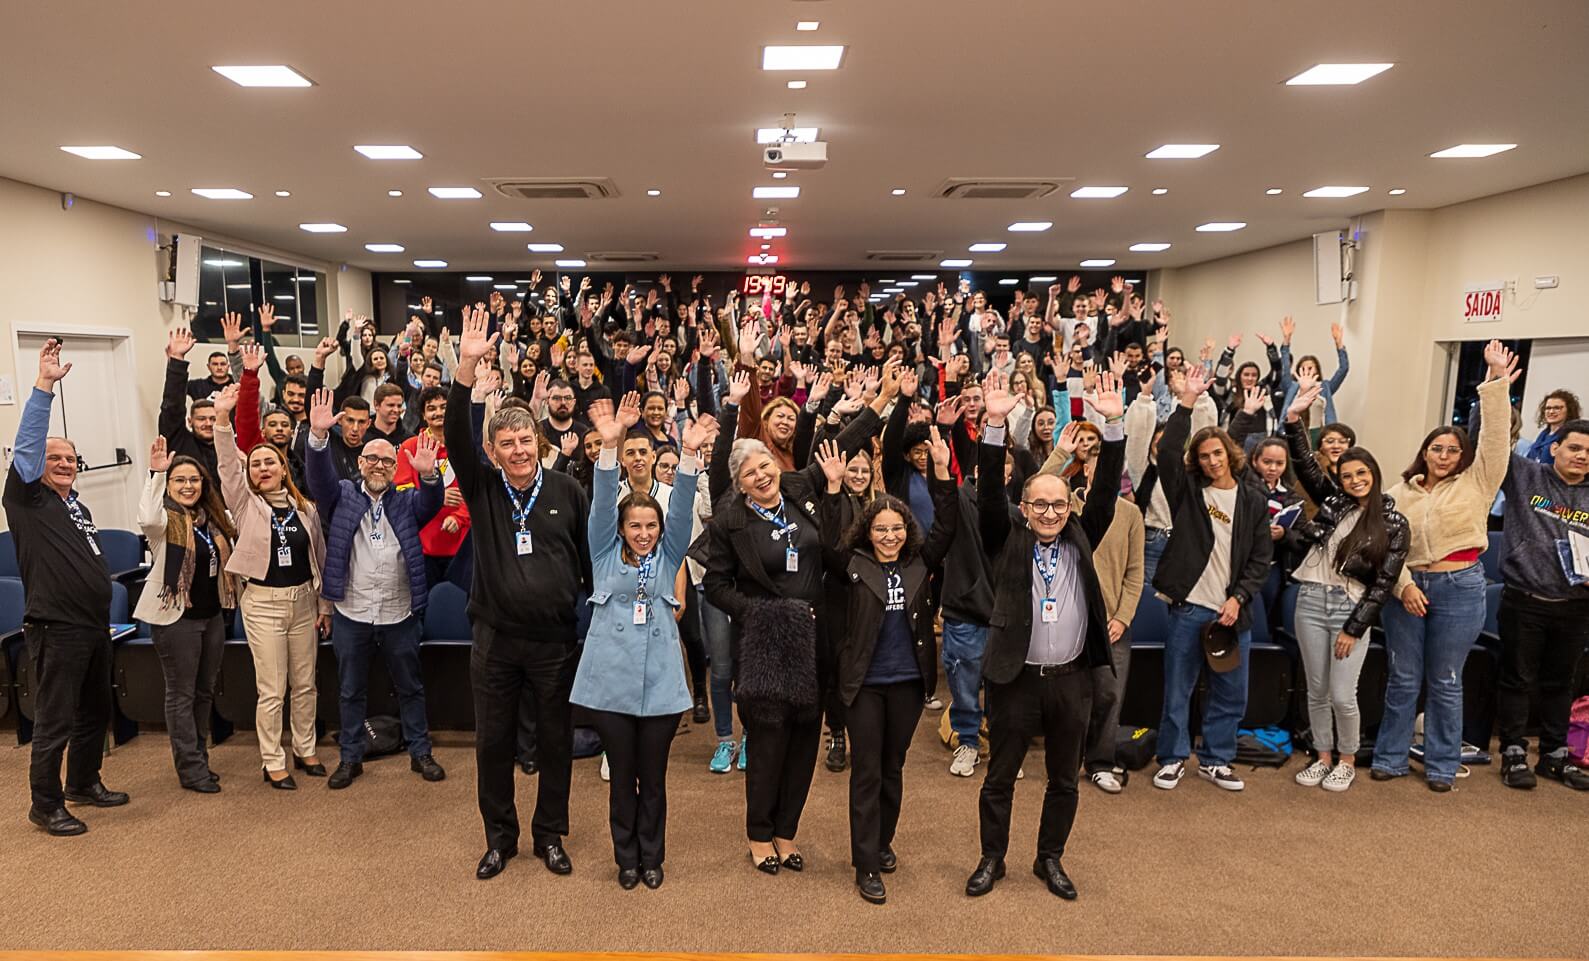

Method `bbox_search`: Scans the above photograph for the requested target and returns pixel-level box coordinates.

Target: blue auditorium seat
[0,577,23,724]
[113,638,166,726]
[1131,592,1170,647]
[1480,530,1506,583]
[0,531,17,578]
[421,582,474,729]
[98,529,150,584]
[423,582,471,641]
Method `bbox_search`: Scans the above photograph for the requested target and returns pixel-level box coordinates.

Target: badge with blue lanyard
[633,550,657,625]
[502,468,544,556]
[194,524,218,577]
[1033,541,1062,623]
[368,492,386,544]
[271,508,298,567]
[749,498,800,572]
[64,493,100,556]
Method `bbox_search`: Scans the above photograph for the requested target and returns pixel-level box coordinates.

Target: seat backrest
[1132,592,1170,646]
[97,529,146,574]
[0,577,24,635]
[423,582,471,641]
[0,531,17,579]
[110,581,129,625]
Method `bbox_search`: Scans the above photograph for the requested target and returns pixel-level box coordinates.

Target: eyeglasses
[360,455,398,468]
[1021,500,1070,516]
[870,524,907,536]
[1544,404,1568,413]
[1425,445,1463,457]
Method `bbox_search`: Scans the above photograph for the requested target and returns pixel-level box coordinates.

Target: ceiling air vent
[487,177,620,200]
[935,177,1070,200]
[865,250,941,263]
[587,251,661,264]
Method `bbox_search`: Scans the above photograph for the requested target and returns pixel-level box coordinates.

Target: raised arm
[977,371,1021,556]
[1283,380,1338,503]
[303,388,346,513]
[1156,366,1210,512]
[709,370,751,505]
[444,306,498,497]
[1470,341,1521,499]
[1123,387,1156,487]
[585,397,629,557]
[920,427,961,568]
[207,384,250,513]
[234,348,266,453]
[1076,375,1126,550]
[159,328,196,442]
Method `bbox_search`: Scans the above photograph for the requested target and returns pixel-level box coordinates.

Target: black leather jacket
[1283,419,1410,637]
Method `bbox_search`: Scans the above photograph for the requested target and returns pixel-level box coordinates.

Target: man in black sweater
[447,306,593,882]
[4,340,129,836]
[159,327,220,483]
[184,311,244,402]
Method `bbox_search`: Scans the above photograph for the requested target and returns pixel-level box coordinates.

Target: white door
[15,331,144,533]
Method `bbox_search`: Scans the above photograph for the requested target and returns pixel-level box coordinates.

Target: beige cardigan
[1387,375,1511,596]
[1089,495,1146,625]
[132,471,240,625]
[213,421,330,612]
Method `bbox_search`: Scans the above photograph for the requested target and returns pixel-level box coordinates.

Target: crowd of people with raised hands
[7,266,1588,907]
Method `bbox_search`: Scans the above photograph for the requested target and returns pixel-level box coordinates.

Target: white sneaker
[1294,759,1333,787]
[949,744,979,777]
[1197,764,1245,792]
[1321,763,1356,793]
[1089,769,1123,794]
[1016,766,1025,780]
[1152,761,1185,790]
[600,752,610,782]
[925,695,945,711]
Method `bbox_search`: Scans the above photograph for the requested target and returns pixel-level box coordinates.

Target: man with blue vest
[304,387,448,789]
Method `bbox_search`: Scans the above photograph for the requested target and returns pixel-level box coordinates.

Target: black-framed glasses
[1021,500,1069,516]
[360,455,398,468]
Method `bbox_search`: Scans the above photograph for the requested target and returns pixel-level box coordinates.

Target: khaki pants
[239,583,319,771]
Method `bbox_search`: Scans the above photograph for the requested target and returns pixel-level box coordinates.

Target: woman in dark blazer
[816,431,958,905]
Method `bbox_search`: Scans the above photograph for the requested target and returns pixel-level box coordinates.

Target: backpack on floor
[1234,726,1293,767]
[1569,696,1589,767]
[1115,726,1158,770]
[361,716,405,758]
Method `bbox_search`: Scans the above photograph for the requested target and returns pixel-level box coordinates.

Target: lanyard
[747,498,795,541]
[635,550,657,601]
[368,490,386,528]
[270,508,298,548]
[1033,540,1064,599]
[64,494,91,534]
[501,467,544,531]
[193,524,215,555]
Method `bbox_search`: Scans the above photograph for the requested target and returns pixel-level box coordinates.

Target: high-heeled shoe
[750,851,780,875]
[262,768,297,791]
[775,843,804,872]
[293,756,327,777]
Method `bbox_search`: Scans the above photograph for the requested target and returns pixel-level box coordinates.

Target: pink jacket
[213,421,331,613]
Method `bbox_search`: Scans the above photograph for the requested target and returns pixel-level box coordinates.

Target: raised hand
[1331,322,1345,348]
[35,337,72,387]
[259,303,277,331]
[410,429,440,476]
[982,370,1020,425]
[625,343,652,365]
[899,366,920,398]
[458,305,497,367]
[1226,333,1242,352]
[1067,275,1082,294]
[560,431,580,457]
[934,395,965,426]
[1180,365,1210,407]
[616,390,643,430]
[1288,378,1322,421]
[672,376,691,406]
[814,438,846,491]
[308,387,336,435]
[221,312,245,346]
[313,336,338,365]
[808,371,834,406]
[877,357,902,398]
[1110,275,1125,294]
[1108,351,1128,378]
[1280,315,1296,344]
[1086,371,1126,421]
[1255,331,1274,347]
[500,339,520,371]
[698,324,721,359]
[149,436,172,473]
[928,425,952,471]
[726,369,752,405]
[166,327,196,360]
[588,398,624,448]
[549,340,567,369]
[1483,339,1521,384]
[1056,421,1084,456]
[212,383,240,416]
[681,414,719,453]
[240,343,265,371]
[1242,385,1267,414]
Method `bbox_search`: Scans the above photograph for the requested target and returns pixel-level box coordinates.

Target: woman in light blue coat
[572,392,718,891]
[1280,319,1351,431]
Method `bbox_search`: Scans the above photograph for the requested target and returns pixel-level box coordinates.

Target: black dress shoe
[692,693,710,724]
[293,757,327,777]
[641,866,664,889]
[752,852,781,875]
[262,768,297,790]
[476,846,517,880]
[518,756,538,775]
[965,857,1006,897]
[1033,857,1078,900]
[328,762,363,790]
[617,867,640,890]
[182,779,222,794]
[856,871,887,904]
[780,851,804,872]
[207,771,222,783]
[879,847,898,874]
[534,842,573,875]
[63,782,129,807]
[411,754,446,781]
[29,806,87,836]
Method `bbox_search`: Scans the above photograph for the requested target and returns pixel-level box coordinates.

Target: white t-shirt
[1186,483,1239,612]
[1294,507,1366,602]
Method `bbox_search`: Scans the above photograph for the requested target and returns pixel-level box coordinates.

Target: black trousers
[677,572,708,696]
[1084,630,1132,772]
[25,621,113,810]
[150,614,226,787]
[589,709,680,869]
[743,713,822,842]
[471,623,577,851]
[847,679,923,873]
[515,685,538,765]
[979,663,1093,861]
[817,626,848,736]
[1496,589,1589,755]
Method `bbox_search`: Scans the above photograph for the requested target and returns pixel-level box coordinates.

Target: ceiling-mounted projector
[764,141,828,170]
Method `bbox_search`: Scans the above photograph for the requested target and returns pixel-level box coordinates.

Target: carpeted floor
[1,716,1581,958]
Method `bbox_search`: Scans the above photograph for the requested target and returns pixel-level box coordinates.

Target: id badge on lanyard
[277,545,293,567]
[785,545,800,573]
[516,529,534,556]
[1040,598,1059,623]
[633,601,648,625]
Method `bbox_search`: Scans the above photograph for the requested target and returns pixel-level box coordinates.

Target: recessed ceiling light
[225,283,251,290]
[528,243,565,253]
[489,222,534,232]
[1129,243,1172,252]
[1429,143,1517,159]
[756,127,820,143]
[272,294,294,301]
[749,255,781,265]
[1285,63,1394,86]
[392,279,412,284]
[771,171,789,179]
[940,259,973,268]
[428,186,481,199]
[1029,276,1058,283]
[646,189,662,197]
[787,80,807,90]
[796,20,819,31]
[211,65,313,87]
[969,243,1007,253]
[191,188,253,200]
[761,45,846,70]
[1303,185,1371,198]
[298,223,346,233]
[898,281,919,287]
[354,145,423,160]
[998,278,1019,286]
[1079,259,1116,268]
[877,279,896,283]
[1145,144,1220,159]
[494,284,518,290]
[1265,188,1284,195]
[890,188,906,197]
[413,259,448,268]
[753,186,800,199]
[59,145,141,160]
[465,275,494,282]
[1007,221,1052,232]
[555,259,586,268]
[1071,186,1129,199]
[365,243,405,253]
[910,274,937,280]
[1196,222,1247,232]
[750,227,788,238]
[387,189,403,197]
[1388,188,1407,195]
[154,190,172,197]
[1152,187,1169,195]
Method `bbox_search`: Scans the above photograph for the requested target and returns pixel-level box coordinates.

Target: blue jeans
[941,619,988,750]
[1142,528,1170,587]
[696,585,735,739]
[331,612,432,764]
[1373,565,1485,783]
[1157,602,1251,768]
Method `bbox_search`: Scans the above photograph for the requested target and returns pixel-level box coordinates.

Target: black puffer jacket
[1283,419,1410,637]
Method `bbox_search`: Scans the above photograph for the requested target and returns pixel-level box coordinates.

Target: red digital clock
[741,274,789,297]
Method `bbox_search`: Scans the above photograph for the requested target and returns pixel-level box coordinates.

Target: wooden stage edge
[0,954,1573,961]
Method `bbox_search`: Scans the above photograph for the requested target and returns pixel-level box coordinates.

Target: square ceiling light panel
[212,65,313,87]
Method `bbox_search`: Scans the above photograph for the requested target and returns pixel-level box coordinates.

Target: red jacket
[394,432,471,557]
